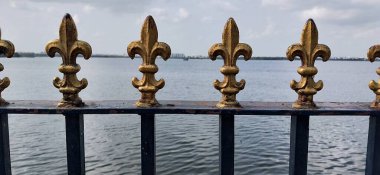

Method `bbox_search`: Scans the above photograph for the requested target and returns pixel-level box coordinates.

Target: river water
[1,57,376,174]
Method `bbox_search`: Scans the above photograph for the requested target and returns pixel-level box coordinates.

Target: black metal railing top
[0,100,378,175]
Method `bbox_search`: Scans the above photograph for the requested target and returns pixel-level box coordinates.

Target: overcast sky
[1,0,380,57]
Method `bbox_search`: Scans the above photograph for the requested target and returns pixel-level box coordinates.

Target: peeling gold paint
[127,16,171,107]
[368,43,380,108]
[287,19,330,109]
[0,28,15,106]
[208,18,252,108]
[45,14,92,108]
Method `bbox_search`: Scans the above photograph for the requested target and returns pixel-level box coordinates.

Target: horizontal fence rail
[0,100,378,175]
[0,100,377,115]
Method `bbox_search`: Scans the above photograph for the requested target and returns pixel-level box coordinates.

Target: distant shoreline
[0,52,368,61]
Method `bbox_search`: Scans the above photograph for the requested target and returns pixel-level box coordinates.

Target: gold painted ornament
[45,14,92,108]
[367,44,380,108]
[286,19,331,109]
[0,28,15,106]
[127,16,171,107]
[208,18,252,108]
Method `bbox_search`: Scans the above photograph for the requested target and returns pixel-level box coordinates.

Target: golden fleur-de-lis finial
[208,18,252,108]
[0,28,15,106]
[45,14,92,108]
[367,45,380,108]
[287,19,331,109]
[127,16,171,107]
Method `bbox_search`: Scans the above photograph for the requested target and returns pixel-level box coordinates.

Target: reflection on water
[4,58,374,174]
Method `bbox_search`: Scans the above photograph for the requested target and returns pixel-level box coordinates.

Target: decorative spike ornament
[127,16,171,107]
[286,19,331,109]
[45,14,92,108]
[367,45,380,108]
[208,18,252,108]
[0,28,15,105]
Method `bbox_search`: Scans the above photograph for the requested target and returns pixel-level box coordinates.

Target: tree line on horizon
[0,52,366,61]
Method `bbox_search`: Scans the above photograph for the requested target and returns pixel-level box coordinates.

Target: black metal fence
[0,100,379,175]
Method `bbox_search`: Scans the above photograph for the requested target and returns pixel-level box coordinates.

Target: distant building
[171,53,185,58]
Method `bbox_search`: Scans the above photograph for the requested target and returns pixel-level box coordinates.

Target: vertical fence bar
[0,113,11,175]
[289,115,309,175]
[65,114,85,175]
[366,114,380,175]
[220,114,234,175]
[141,113,155,175]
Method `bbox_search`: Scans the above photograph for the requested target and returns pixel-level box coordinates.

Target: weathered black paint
[0,100,377,115]
[220,114,234,175]
[0,100,379,174]
[0,113,10,175]
[141,113,155,175]
[65,114,85,175]
[366,115,380,175]
[289,115,309,175]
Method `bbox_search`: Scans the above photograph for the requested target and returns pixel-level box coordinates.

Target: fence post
[65,114,85,175]
[289,115,309,175]
[0,113,11,175]
[366,115,380,175]
[141,113,155,175]
[220,114,234,175]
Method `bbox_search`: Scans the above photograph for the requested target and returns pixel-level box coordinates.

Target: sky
[0,0,380,57]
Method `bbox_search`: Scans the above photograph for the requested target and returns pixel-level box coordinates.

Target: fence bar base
[289,115,309,175]
[65,114,85,175]
[366,115,380,175]
[220,114,234,175]
[0,113,10,175]
[141,113,155,175]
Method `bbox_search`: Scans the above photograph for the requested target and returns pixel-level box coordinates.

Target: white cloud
[136,7,167,24]
[351,0,380,5]
[149,7,168,20]
[248,19,277,39]
[201,16,213,22]
[10,1,17,8]
[83,4,95,14]
[173,8,189,22]
[178,8,189,19]
[72,14,80,24]
[209,0,238,11]
[8,0,58,13]
[45,6,55,12]
[301,6,358,21]
[353,26,380,39]
[140,7,189,23]
[23,0,153,13]
[261,0,293,10]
